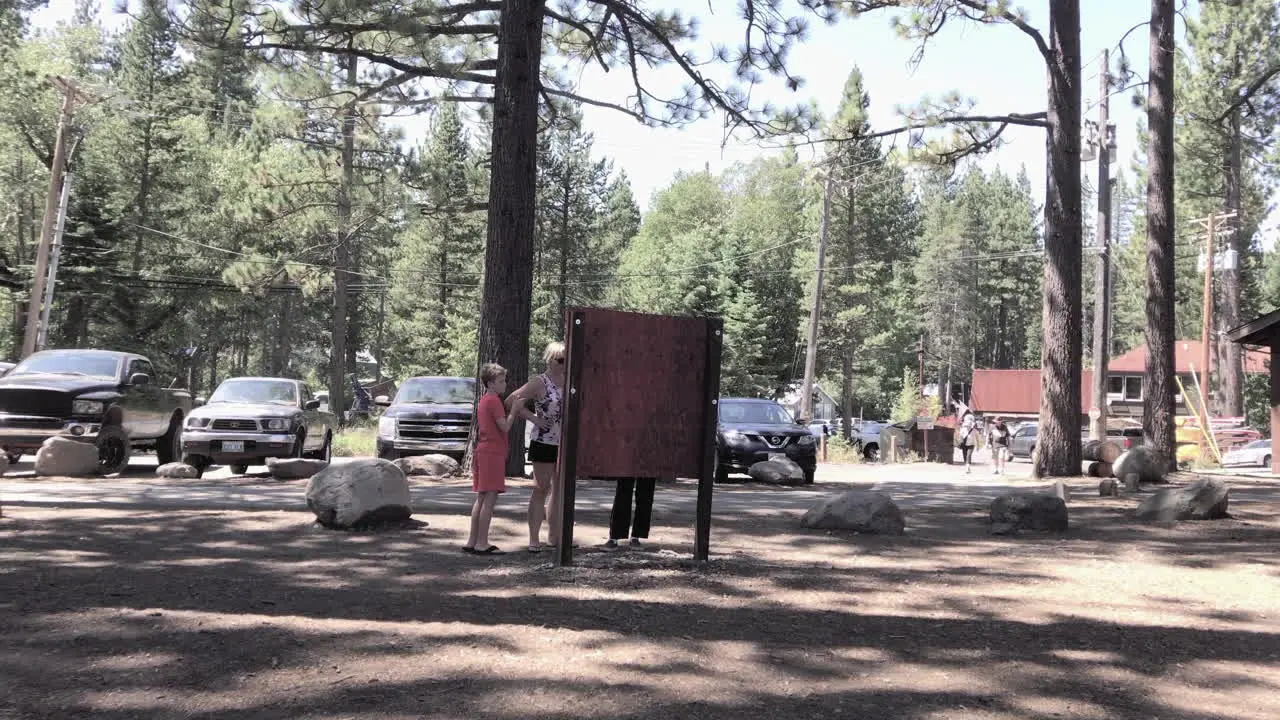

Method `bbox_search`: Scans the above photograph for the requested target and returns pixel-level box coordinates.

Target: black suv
[715,398,817,484]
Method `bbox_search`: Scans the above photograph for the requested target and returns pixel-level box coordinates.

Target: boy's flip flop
[475,546,506,555]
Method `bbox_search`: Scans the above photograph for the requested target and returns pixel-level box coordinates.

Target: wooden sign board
[916,416,935,430]
[557,307,723,565]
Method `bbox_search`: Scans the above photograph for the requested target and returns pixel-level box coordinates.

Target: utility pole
[917,335,925,398]
[798,166,833,424]
[22,77,78,360]
[1088,49,1114,441]
[1189,209,1235,448]
[36,174,72,352]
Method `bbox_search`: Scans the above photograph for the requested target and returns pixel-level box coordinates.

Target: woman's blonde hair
[543,341,565,365]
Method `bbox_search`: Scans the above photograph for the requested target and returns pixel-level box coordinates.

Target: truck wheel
[714,455,729,484]
[863,443,880,462]
[803,466,816,485]
[181,454,210,479]
[96,425,131,475]
[229,464,249,476]
[6,452,20,465]
[157,413,182,465]
[378,447,398,461]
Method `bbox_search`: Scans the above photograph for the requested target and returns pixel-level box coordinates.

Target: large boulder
[748,458,805,485]
[267,457,329,480]
[305,458,412,529]
[1112,446,1168,485]
[989,492,1069,535]
[800,490,905,535]
[34,436,99,477]
[156,462,199,479]
[393,454,460,477]
[1135,476,1229,523]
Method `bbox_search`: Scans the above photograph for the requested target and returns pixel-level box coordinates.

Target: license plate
[222,441,244,453]
[768,453,787,462]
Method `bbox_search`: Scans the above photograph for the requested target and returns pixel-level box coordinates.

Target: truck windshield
[209,379,299,406]
[719,401,795,425]
[396,378,476,404]
[10,353,120,380]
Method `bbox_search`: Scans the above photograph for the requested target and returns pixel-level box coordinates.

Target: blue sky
[33,0,1276,240]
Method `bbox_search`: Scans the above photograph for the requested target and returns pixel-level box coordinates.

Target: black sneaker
[603,539,619,549]
[629,538,642,548]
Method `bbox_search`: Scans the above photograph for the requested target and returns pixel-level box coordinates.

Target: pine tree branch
[544,8,610,72]
[248,39,497,85]
[1215,63,1280,125]
[950,0,1051,64]
[541,86,650,123]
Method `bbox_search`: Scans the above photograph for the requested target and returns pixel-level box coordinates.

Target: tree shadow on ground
[2,472,1279,719]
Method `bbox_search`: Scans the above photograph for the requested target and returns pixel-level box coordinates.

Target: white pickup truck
[809,418,887,461]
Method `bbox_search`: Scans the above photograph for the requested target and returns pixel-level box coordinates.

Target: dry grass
[2,474,1279,719]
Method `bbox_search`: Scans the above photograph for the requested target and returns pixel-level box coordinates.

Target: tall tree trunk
[1035,0,1084,478]
[557,175,571,324]
[1143,0,1177,472]
[1219,108,1244,417]
[476,0,545,476]
[329,55,357,421]
[437,245,448,371]
[841,349,854,442]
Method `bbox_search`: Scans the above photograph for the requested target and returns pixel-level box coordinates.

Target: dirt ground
[2,472,1280,719]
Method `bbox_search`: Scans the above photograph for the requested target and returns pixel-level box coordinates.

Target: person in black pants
[606,477,656,548]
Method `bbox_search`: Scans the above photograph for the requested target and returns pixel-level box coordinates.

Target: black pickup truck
[0,349,193,474]
[374,376,475,461]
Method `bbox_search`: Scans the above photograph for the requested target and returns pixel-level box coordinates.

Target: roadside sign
[916,416,934,430]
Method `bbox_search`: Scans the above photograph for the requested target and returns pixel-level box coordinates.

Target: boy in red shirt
[464,363,520,555]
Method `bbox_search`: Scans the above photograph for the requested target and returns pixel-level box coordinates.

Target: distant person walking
[507,341,566,553]
[956,407,978,474]
[463,363,520,555]
[988,416,1011,475]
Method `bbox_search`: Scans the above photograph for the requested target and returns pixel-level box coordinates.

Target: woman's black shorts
[528,441,559,464]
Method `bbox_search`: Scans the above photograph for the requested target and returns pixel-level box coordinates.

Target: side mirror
[374,395,391,406]
[304,399,320,410]
[194,396,206,408]
[130,373,151,386]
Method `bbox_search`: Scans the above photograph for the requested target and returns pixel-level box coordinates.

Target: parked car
[1222,438,1271,469]
[0,349,192,474]
[1009,422,1038,459]
[715,398,817,484]
[375,376,475,461]
[181,377,336,476]
[854,420,887,461]
[1010,422,1144,461]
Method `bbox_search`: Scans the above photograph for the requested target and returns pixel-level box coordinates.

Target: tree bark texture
[478,0,545,476]
[329,56,357,420]
[1143,0,1177,472]
[1219,108,1244,417]
[841,350,854,442]
[1035,0,1084,478]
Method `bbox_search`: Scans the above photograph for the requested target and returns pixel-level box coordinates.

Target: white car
[1222,439,1272,469]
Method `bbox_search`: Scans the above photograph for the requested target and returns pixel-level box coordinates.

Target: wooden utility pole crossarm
[22,76,79,360]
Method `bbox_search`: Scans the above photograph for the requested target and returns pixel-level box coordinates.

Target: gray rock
[1135,477,1229,523]
[1112,446,1168,485]
[305,458,412,529]
[748,458,805,484]
[1098,477,1119,496]
[800,490,905,535]
[989,492,1068,535]
[156,462,199,479]
[34,436,100,477]
[394,454,460,477]
[267,457,329,480]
